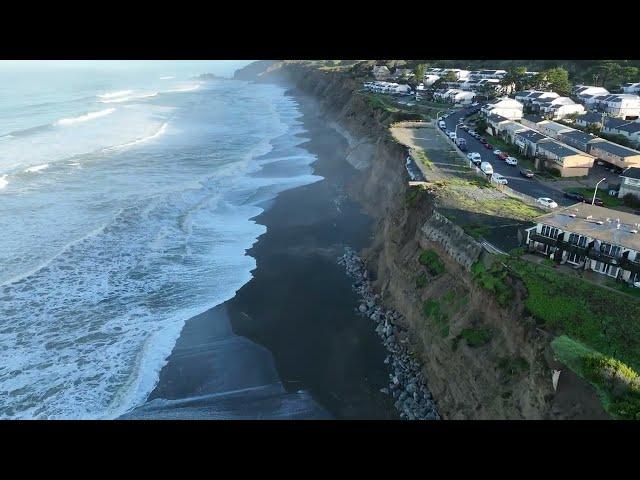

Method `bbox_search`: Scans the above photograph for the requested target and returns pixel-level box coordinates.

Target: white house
[619,167,640,201]
[587,94,640,120]
[481,97,524,120]
[574,85,610,100]
[423,74,440,86]
[372,65,391,80]
[622,82,640,94]
[537,97,585,119]
[525,203,640,284]
[515,90,560,106]
[602,119,640,145]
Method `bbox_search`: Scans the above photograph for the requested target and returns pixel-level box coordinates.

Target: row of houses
[432,88,476,104]
[525,202,640,284]
[573,85,640,120]
[515,90,585,120]
[363,81,412,95]
[574,112,640,146]
[486,113,640,176]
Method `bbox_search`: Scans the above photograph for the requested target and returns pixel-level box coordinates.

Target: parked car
[520,168,534,178]
[467,152,481,164]
[480,161,494,175]
[536,197,558,209]
[564,191,585,203]
[448,131,457,141]
[505,156,518,166]
[499,152,509,160]
[493,149,502,156]
[492,173,508,185]
[484,143,494,150]
[593,197,604,207]
[479,137,487,143]
[438,120,446,129]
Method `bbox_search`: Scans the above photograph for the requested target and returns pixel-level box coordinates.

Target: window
[541,225,559,238]
[568,233,587,247]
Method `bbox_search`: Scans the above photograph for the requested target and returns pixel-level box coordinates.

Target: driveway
[442,107,575,207]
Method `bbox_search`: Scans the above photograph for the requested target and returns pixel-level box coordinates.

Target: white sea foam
[0,174,7,189]
[0,80,321,420]
[99,90,133,99]
[166,85,201,93]
[105,122,168,151]
[55,108,116,126]
[100,92,158,104]
[24,164,50,173]
[160,76,175,80]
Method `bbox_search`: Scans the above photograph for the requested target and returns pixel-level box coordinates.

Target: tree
[414,64,426,82]
[441,70,458,83]
[538,67,572,95]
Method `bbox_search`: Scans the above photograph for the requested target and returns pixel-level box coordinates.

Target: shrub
[459,327,492,347]
[471,261,514,307]
[419,250,446,276]
[416,272,427,289]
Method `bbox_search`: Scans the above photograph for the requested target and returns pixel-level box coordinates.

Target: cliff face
[245,62,603,419]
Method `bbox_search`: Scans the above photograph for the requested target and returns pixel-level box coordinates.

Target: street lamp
[592,177,606,205]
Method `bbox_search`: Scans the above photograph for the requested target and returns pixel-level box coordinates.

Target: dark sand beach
[123,87,396,419]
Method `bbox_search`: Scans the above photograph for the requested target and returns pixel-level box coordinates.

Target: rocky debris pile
[338,247,439,420]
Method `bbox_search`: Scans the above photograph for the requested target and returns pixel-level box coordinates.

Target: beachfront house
[481,97,524,120]
[588,141,640,169]
[525,203,640,284]
[619,167,640,201]
[535,140,595,177]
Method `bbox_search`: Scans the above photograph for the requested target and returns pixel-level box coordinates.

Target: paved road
[442,107,574,207]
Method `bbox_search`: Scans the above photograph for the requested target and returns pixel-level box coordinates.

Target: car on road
[492,173,508,185]
[520,168,534,178]
[448,131,457,141]
[498,151,509,160]
[483,143,494,150]
[536,197,558,209]
[479,137,487,143]
[505,156,518,166]
[460,124,469,130]
[438,120,446,129]
[493,149,502,156]
[468,130,478,138]
[564,191,585,203]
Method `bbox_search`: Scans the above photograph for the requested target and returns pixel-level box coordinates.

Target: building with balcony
[525,203,640,284]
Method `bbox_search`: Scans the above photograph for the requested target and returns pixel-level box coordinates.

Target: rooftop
[576,112,604,124]
[536,203,640,252]
[622,167,640,180]
[516,130,547,143]
[559,130,603,145]
[537,139,587,158]
[523,114,546,124]
[590,140,640,159]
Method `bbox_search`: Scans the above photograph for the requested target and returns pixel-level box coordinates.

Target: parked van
[480,161,494,175]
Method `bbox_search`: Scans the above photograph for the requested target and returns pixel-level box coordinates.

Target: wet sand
[124,86,396,419]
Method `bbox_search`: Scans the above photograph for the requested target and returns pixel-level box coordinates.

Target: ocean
[0,60,322,419]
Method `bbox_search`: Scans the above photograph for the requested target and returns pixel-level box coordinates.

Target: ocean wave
[0,175,7,189]
[99,92,158,104]
[24,164,50,173]
[98,90,133,100]
[160,76,175,80]
[104,122,168,152]
[166,85,201,93]
[55,108,116,126]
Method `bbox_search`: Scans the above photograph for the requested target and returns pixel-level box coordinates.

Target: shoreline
[123,81,397,419]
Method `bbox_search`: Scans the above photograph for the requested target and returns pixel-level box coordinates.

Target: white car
[467,152,481,163]
[493,149,502,156]
[536,197,558,209]
[505,156,518,166]
[492,173,508,185]
[448,131,457,141]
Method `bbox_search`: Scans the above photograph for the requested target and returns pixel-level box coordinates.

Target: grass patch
[459,327,492,347]
[414,150,433,170]
[419,249,446,276]
[497,356,530,378]
[563,187,625,209]
[471,260,515,307]
[415,272,427,289]
[463,224,491,239]
[422,299,449,337]
[605,279,640,299]
[508,257,640,371]
[552,335,640,419]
